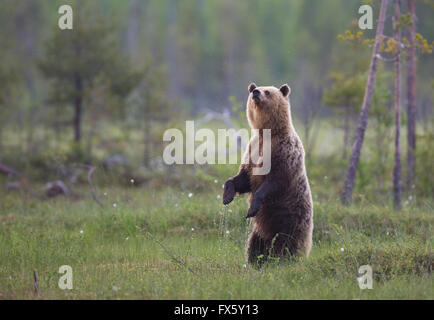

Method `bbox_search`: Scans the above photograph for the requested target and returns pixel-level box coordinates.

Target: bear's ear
[248,83,257,93]
[279,84,291,97]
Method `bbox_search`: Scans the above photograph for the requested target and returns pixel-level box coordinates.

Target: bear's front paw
[223,179,235,205]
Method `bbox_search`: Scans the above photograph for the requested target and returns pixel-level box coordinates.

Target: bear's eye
[265,90,270,97]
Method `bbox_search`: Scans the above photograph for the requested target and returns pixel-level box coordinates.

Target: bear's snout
[252,89,261,103]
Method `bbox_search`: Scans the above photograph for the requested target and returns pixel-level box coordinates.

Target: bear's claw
[246,198,262,219]
[245,206,258,219]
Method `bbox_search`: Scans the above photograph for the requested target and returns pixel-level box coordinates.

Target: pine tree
[38,7,140,147]
[393,0,402,210]
[405,0,417,191]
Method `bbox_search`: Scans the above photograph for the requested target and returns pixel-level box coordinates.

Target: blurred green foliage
[0,0,432,205]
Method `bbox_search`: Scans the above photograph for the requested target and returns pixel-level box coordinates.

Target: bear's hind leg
[246,231,267,267]
[269,233,296,260]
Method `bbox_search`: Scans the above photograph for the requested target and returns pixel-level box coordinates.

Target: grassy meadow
[0,119,433,300]
[0,176,432,299]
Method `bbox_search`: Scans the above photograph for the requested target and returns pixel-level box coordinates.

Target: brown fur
[223,83,313,266]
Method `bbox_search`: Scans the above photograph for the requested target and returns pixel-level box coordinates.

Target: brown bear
[223,83,313,266]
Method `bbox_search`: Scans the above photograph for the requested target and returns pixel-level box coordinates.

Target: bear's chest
[249,174,265,193]
[243,134,267,192]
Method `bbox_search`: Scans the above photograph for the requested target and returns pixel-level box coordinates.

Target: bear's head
[246,83,292,134]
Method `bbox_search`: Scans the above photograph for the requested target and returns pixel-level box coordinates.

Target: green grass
[0,186,432,299]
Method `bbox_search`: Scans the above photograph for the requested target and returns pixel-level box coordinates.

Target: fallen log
[0,163,21,177]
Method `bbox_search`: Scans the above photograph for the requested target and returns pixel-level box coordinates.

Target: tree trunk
[73,37,83,144]
[393,0,402,210]
[343,106,350,159]
[406,0,417,190]
[74,75,83,143]
[304,109,311,161]
[126,0,142,61]
[165,0,179,102]
[144,115,151,168]
[341,0,388,205]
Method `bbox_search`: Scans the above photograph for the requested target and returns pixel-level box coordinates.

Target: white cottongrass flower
[113,203,117,208]
[130,179,134,184]
[125,237,129,240]
[104,192,107,196]
[228,209,233,213]
[340,247,344,252]
[243,264,247,268]
[188,193,193,198]
[214,179,218,184]
[112,286,118,292]
[217,195,221,199]
[226,230,230,234]
[191,227,195,232]
[80,230,84,234]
